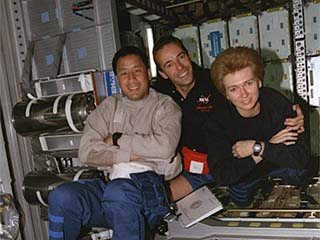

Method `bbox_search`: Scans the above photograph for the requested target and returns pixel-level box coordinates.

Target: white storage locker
[307,56,320,107]
[59,0,95,32]
[199,19,229,69]
[33,36,66,78]
[304,2,320,55]
[97,23,120,71]
[229,14,259,50]
[309,107,320,157]
[264,59,294,101]
[23,0,60,40]
[94,0,115,25]
[39,133,82,151]
[259,9,291,60]
[34,71,94,98]
[65,27,100,72]
[173,25,202,66]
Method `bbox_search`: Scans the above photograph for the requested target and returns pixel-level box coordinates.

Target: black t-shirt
[152,63,224,153]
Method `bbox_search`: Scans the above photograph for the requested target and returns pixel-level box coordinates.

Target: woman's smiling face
[223,66,262,117]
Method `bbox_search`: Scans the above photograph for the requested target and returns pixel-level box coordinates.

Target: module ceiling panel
[124,0,290,25]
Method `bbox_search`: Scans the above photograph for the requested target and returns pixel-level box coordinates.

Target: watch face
[253,142,262,156]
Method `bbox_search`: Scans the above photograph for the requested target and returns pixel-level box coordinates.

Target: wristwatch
[252,141,262,156]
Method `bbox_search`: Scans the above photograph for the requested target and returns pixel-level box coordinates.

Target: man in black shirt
[152,36,305,202]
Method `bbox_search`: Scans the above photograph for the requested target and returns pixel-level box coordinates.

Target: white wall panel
[199,19,229,69]
[173,25,202,66]
[94,0,114,25]
[33,36,65,78]
[59,0,95,32]
[229,14,259,50]
[65,27,100,72]
[304,2,320,55]
[259,9,291,60]
[24,0,60,40]
[307,56,320,107]
[97,24,120,71]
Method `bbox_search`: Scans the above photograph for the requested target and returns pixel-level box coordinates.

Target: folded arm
[117,100,182,161]
[232,126,308,169]
[78,107,119,167]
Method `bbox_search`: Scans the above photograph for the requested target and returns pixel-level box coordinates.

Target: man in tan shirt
[48,46,182,240]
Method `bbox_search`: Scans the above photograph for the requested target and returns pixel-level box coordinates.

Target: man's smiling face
[116,54,151,101]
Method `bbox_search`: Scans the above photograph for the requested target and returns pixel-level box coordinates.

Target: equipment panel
[166,179,320,240]
[96,23,120,71]
[259,9,291,60]
[33,36,66,78]
[229,14,259,50]
[59,0,95,32]
[65,27,100,72]
[199,19,229,69]
[173,25,202,66]
[23,0,60,40]
[304,2,320,56]
[308,56,320,107]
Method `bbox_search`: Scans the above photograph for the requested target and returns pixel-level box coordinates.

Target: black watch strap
[112,132,122,146]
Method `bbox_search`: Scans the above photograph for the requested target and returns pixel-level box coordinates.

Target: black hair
[112,46,149,75]
[152,35,188,65]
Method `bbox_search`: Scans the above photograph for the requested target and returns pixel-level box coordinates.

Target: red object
[182,146,209,174]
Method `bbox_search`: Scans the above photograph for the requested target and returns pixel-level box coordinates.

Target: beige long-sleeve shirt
[79,88,182,180]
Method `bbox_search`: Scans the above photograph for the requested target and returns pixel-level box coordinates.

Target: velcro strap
[130,171,171,228]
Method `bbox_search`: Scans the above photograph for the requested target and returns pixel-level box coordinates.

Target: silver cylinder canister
[12,92,95,136]
[22,170,101,206]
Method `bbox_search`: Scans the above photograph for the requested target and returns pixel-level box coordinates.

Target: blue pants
[182,168,307,206]
[48,172,170,240]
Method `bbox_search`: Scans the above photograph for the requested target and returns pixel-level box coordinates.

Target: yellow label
[270,223,282,228]
[292,223,304,228]
[249,222,261,227]
[228,222,240,227]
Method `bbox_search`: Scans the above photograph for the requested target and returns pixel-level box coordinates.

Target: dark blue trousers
[48,172,170,240]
